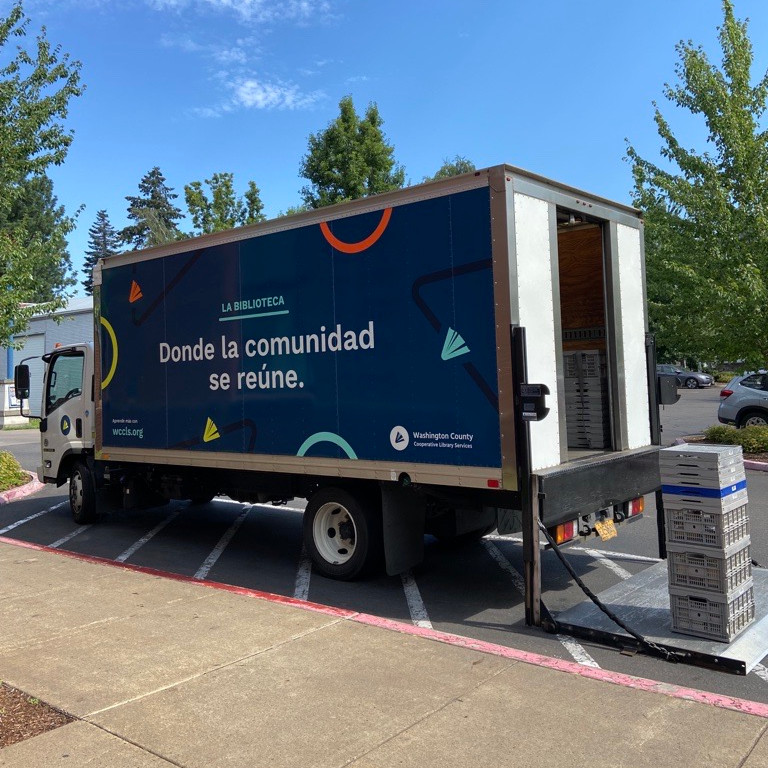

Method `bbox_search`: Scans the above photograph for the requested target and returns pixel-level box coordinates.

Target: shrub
[703,425,768,454]
[713,371,736,384]
[0,451,28,491]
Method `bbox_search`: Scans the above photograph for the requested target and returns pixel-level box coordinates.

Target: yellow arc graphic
[100,317,118,389]
[203,417,220,442]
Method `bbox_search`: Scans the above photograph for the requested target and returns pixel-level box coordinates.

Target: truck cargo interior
[556,208,614,460]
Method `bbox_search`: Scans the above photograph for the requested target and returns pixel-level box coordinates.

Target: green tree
[121,167,183,249]
[627,0,768,367]
[82,210,120,295]
[299,95,405,208]
[277,203,311,218]
[184,172,265,235]
[0,174,76,302]
[0,2,83,347]
[424,155,476,182]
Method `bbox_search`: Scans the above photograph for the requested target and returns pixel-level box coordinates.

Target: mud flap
[381,484,425,576]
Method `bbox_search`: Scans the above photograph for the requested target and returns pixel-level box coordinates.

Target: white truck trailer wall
[616,223,651,449]
[512,193,562,471]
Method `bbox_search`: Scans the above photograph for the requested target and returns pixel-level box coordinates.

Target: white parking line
[216,498,304,513]
[294,545,312,601]
[557,634,601,667]
[573,547,660,564]
[486,534,661,564]
[49,525,92,548]
[401,570,432,628]
[115,509,182,563]
[0,501,66,534]
[482,540,600,668]
[583,548,633,580]
[194,507,251,580]
[483,540,526,593]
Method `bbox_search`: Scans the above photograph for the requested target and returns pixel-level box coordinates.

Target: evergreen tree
[82,210,120,295]
[0,2,83,346]
[424,156,476,182]
[628,0,768,366]
[184,173,265,235]
[121,167,183,249]
[299,96,405,208]
[0,174,76,302]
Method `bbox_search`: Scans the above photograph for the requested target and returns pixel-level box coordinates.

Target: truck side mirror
[14,364,30,400]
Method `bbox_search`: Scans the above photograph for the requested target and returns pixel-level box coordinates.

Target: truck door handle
[76,418,82,438]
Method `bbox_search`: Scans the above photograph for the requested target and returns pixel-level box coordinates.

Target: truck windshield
[46,352,84,415]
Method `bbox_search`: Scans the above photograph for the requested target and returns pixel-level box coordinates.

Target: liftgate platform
[555,561,768,675]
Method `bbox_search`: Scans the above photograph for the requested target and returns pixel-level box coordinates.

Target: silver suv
[718,372,768,427]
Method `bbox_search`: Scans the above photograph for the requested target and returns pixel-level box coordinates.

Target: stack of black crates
[660,444,754,643]
[563,350,609,450]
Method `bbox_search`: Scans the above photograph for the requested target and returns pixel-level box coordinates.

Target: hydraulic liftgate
[512,326,542,627]
[512,328,768,674]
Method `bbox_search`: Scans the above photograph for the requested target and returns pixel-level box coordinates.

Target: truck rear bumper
[535,446,660,527]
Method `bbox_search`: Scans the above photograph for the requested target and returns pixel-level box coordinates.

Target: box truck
[15,164,661,584]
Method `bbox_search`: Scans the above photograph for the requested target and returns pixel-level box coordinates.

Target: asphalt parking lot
[3,384,768,706]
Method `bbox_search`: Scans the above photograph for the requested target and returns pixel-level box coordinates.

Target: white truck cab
[16,343,95,520]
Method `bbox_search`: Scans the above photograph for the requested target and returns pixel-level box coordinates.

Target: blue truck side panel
[100,186,503,468]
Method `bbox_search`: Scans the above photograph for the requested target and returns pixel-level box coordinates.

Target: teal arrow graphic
[441,328,470,361]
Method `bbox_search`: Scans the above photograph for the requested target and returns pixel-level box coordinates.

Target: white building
[1,298,94,426]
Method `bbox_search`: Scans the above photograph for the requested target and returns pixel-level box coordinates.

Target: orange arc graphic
[320,207,392,254]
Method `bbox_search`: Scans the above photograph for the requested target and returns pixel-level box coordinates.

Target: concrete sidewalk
[2,540,768,768]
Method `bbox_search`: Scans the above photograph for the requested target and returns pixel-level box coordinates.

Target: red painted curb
[0,535,355,619]
[1,535,768,719]
[0,473,44,505]
[350,614,768,718]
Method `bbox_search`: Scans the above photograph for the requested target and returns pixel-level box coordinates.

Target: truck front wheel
[69,462,98,524]
[303,488,380,580]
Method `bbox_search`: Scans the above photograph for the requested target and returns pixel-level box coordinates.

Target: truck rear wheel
[303,487,380,580]
[69,462,98,524]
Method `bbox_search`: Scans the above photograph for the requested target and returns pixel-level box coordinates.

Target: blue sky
[16,0,768,295]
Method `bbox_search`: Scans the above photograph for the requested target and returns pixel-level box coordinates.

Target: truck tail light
[720,389,733,398]
[628,497,644,517]
[550,520,577,545]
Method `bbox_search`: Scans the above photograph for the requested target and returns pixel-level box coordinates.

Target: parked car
[656,364,714,389]
[718,372,768,427]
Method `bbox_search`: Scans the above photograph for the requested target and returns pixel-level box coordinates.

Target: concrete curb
[0,472,44,505]
[3,534,768,720]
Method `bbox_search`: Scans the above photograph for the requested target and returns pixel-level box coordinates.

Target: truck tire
[303,487,380,580]
[69,462,98,524]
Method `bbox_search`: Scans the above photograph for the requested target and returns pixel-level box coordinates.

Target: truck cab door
[40,346,93,483]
